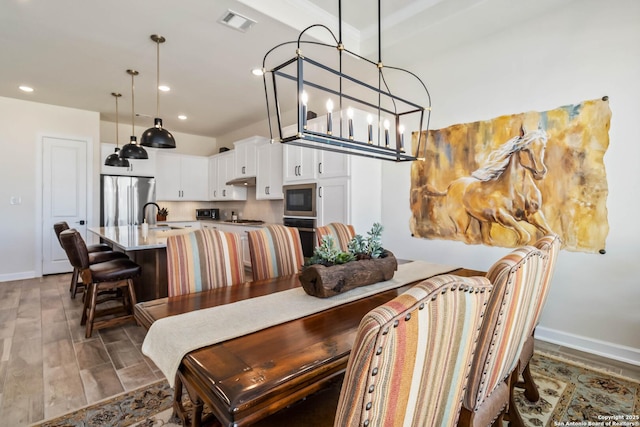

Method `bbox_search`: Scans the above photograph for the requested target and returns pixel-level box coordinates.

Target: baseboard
[535,326,640,367]
[0,271,37,283]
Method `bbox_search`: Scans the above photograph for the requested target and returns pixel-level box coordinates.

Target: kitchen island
[89,225,193,302]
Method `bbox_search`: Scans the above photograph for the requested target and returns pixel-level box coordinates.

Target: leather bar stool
[53,222,128,298]
[59,229,141,338]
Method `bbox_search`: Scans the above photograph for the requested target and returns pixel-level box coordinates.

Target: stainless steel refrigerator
[100,175,156,226]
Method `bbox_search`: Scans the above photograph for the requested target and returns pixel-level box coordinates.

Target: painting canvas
[410,98,610,253]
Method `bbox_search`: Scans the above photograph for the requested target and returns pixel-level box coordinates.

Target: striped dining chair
[459,245,546,427]
[247,225,304,281]
[516,233,562,402]
[166,228,245,297]
[334,274,492,427]
[315,222,356,251]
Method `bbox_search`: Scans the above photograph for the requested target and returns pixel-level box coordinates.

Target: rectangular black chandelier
[260,2,432,162]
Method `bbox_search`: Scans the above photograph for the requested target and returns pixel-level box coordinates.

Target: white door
[42,137,88,274]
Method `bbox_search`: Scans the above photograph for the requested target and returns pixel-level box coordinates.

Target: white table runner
[141,260,459,386]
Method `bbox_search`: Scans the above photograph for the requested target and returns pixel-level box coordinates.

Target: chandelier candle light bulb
[383,120,390,147]
[326,99,334,135]
[399,125,405,151]
[347,107,354,139]
[367,114,373,144]
[301,91,308,129]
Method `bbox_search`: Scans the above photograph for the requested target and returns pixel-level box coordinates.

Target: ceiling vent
[218,10,256,32]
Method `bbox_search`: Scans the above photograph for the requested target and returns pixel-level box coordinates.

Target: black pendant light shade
[105,92,131,167]
[120,69,148,160]
[141,118,176,148]
[105,147,130,167]
[141,34,176,149]
[119,136,148,159]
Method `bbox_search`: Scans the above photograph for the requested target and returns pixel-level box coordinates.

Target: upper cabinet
[156,152,209,201]
[256,142,284,200]
[209,151,247,201]
[101,143,156,177]
[282,144,317,183]
[233,136,268,178]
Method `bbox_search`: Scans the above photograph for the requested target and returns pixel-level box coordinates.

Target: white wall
[100,120,219,157]
[0,97,100,281]
[382,0,640,364]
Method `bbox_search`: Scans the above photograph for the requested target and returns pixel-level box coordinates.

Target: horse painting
[425,126,552,245]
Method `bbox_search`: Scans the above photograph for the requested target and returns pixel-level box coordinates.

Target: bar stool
[59,229,141,338]
[53,222,128,298]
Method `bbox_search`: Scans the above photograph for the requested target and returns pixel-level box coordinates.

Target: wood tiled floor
[0,273,638,426]
[0,273,162,426]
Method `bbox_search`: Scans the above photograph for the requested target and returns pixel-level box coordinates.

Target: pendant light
[104,92,130,167]
[119,69,148,159]
[141,34,176,148]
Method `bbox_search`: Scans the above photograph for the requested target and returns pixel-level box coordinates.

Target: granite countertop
[89,225,193,251]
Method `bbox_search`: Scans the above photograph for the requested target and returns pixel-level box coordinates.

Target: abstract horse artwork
[423,126,552,246]
[410,98,610,252]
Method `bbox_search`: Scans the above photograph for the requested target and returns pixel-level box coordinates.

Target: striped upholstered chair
[459,246,545,427]
[166,229,245,297]
[247,225,304,281]
[315,222,356,251]
[334,274,493,427]
[516,233,562,402]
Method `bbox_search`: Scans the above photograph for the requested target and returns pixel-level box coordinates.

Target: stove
[223,219,265,224]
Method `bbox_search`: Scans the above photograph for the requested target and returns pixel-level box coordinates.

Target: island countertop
[89,225,193,251]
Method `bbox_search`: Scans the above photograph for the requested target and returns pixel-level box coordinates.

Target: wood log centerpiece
[299,250,398,298]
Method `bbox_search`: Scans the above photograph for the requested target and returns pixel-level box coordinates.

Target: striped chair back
[166,229,245,297]
[460,246,545,426]
[247,225,304,281]
[530,233,561,333]
[334,274,492,427]
[315,223,356,251]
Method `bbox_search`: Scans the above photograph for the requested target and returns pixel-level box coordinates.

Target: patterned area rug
[31,352,639,427]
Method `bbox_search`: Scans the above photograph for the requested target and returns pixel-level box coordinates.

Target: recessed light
[178,115,187,120]
[19,85,34,92]
[251,68,264,76]
[158,85,170,92]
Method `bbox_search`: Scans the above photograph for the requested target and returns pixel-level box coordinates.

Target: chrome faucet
[143,202,160,225]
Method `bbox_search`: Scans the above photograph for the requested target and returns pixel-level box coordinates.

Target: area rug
[31,352,639,427]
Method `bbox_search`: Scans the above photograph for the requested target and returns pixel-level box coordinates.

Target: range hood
[225,176,256,186]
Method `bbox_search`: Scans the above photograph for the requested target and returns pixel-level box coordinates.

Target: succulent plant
[305,223,385,267]
[158,207,169,216]
[305,235,355,267]
[348,222,384,259]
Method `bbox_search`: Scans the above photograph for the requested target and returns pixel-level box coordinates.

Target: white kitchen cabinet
[317,177,349,226]
[233,136,267,178]
[256,142,284,200]
[282,144,317,183]
[317,149,349,178]
[156,152,209,201]
[209,151,247,201]
[316,155,382,234]
[101,143,156,177]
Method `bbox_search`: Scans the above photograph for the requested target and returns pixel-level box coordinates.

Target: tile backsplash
[158,187,284,224]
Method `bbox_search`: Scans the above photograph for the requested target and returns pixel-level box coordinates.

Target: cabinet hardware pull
[318,162,322,174]
[319,187,323,197]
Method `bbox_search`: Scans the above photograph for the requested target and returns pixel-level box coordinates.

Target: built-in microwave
[196,208,220,220]
[283,183,317,217]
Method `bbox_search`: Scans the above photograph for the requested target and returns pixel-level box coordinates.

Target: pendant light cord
[131,72,135,135]
[114,94,120,147]
[156,39,160,117]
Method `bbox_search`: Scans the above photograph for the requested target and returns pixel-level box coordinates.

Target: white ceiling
[0,0,569,139]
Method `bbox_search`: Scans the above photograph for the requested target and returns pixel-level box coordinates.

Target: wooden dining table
[135,265,485,427]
